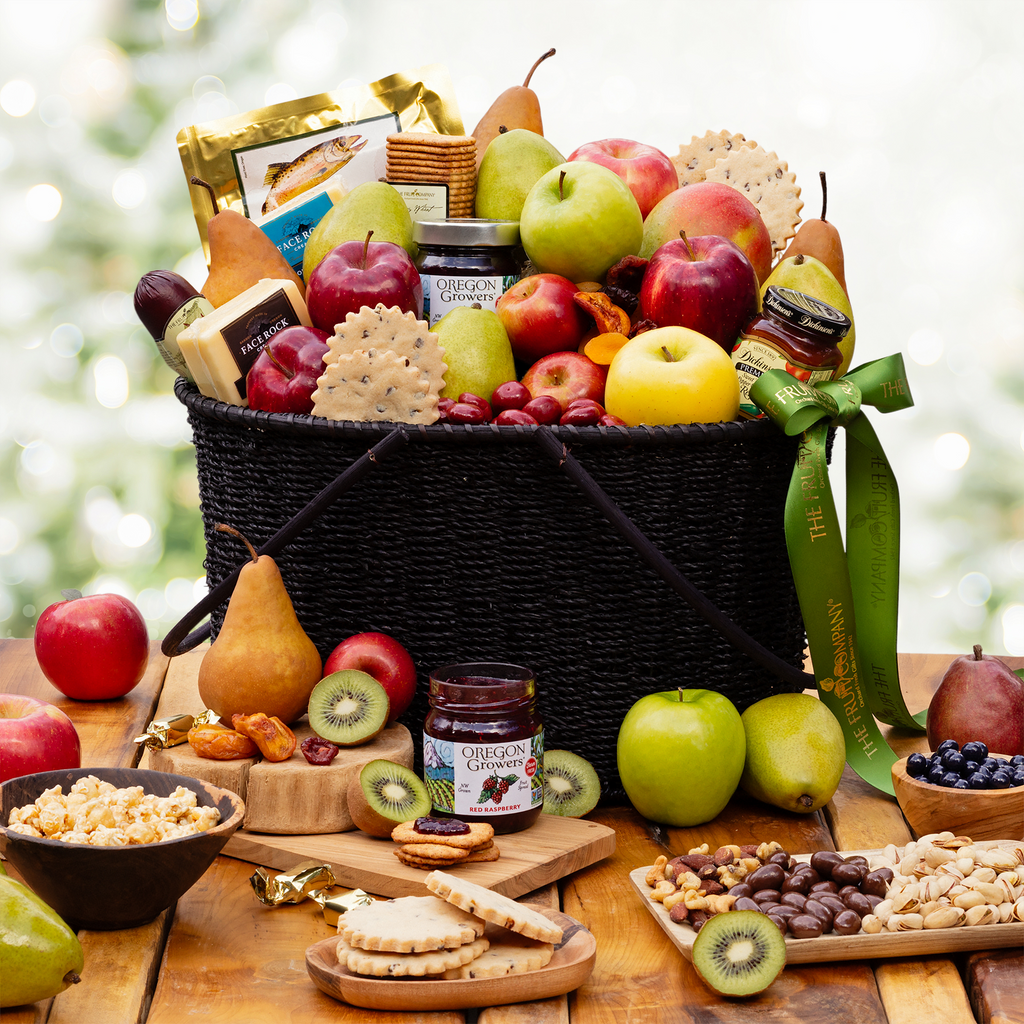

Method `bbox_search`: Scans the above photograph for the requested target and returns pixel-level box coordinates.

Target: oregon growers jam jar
[732,285,851,419]
[423,662,544,834]
[413,219,521,327]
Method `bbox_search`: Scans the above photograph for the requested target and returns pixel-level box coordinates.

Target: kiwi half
[542,749,601,817]
[348,759,432,837]
[690,909,786,997]
[307,669,389,747]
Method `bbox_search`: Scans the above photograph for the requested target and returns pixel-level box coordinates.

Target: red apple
[323,632,417,723]
[568,139,679,220]
[521,350,608,412]
[638,233,759,353]
[0,693,82,782]
[34,590,149,700]
[639,182,774,284]
[305,231,422,333]
[246,325,331,414]
[495,274,590,363]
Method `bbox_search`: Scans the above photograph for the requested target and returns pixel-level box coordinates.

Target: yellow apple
[604,326,740,426]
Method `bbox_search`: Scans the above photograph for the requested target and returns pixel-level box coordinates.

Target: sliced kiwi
[542,749,601,817]
[349,759,432,837]
[691,909,786,997]
[307,670,389,747]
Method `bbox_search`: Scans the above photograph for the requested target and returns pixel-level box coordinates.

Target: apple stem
[678,230,697,262]
[523,48,556,88]
[973,644,984,660]
[661,345,676,363]
[558,169,566,202]
[361,230,374,269]
[819,171,828,222]
[190,175,219,219]
[264,344,294,381]
[216,523,259,564]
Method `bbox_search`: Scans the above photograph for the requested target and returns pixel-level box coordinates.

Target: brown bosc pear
[197,524,322,725]
[780,171,848,298]
[191,176,306,308]
[471,48,556,172]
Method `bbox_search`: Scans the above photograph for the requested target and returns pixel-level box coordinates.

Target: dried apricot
[187,722,258,760]
[231,712,297,762]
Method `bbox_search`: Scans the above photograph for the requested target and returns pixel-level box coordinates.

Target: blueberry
[941,750,965,773]
[990,771,1011,789]
[952,779,970,789]
[963,760,979,775]
[1010,754,1024,767]
[961,741,988,761]
[935,739,960,755]
[967,772,991,789]
[982,757,1001,771]
[927,764,947,784]
[1010,769,1024,787]
[906,752,930,778]
[940,771,962,787]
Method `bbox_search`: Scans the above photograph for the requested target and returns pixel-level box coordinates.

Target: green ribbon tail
[845,414,927,729]
[785,424,900,796]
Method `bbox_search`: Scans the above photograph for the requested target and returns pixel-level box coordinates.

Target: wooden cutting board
[224,812,617,899]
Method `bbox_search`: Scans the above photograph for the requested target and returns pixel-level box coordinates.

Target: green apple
[519,161,643,283]
[604,326,740,426]
[432,304,516,401]
[475,129,565,221]
[761,254,856,376]
[616,688,746,826]
[302,181,415,281]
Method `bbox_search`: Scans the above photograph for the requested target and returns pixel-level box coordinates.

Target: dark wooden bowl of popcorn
[0,766,244,930]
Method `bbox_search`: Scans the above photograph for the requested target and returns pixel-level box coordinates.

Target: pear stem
[678,229,697,262]
[361,230,374,268]
[216,523,259,564]
[523,48,556,88]
[190,176,220,219]
[558,169,567,202]
[819,170,828,222]
[973,644,984,660]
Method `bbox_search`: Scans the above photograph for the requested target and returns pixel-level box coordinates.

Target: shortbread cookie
[464,844,501,863]
[391,819,495,850]
[337,934,489,977]
[672,130,754,187]
[704,143,802,253]
[395,848,470,869]
[441,924,554,979]
[311,347,439,424]
[425,870,564,944]
[338,894,485,952]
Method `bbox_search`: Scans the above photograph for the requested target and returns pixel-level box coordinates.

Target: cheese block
[258,185,345,279]
[148,721,415,835]
[177,277,311,405]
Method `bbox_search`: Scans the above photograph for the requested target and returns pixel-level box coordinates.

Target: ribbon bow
[750,355,925,796]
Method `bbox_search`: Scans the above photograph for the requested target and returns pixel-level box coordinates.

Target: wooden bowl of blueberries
[891,740,1024,842]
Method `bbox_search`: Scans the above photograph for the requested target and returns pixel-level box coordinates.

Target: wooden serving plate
[630,840,1024,964]
[305,908,595,1011]
[891,755,1024,841]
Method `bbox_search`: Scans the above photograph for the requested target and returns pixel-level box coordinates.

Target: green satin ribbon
[750,355,926,796]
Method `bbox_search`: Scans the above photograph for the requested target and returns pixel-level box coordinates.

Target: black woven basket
[173,378,811,805]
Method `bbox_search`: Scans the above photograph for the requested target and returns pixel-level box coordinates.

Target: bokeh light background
[0,0,1021,656]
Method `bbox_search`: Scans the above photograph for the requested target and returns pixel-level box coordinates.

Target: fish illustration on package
[261,134,367,215]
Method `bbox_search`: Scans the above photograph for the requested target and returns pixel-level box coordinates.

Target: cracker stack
[385,132,477,218]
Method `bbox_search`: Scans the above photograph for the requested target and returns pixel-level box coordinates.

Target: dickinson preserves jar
[731,285,851,419]
[413,219,521,327]
[423,662,544,834]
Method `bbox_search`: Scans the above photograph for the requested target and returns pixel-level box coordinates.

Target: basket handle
[533,426,815,690]
[160,427,410,658]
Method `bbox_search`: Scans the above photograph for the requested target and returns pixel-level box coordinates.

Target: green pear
[0,866,84,1008]
[302,181,415,280]
[761,254,856,376]
[475,128,565,221]
[738,693,846,814]
[432,304,516,402]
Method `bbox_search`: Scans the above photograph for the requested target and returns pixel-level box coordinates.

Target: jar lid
[763,285,851,339]
[413,218,521,247]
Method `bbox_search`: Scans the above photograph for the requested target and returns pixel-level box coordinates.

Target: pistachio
[952,890,987,910]
[923,906,965,929]
[895,912,924,931]
[964,904,998,927]
[860,914,883,934]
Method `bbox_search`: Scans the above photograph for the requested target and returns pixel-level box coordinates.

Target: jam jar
[422,662,544,834]
[413,219,521,327]
[731,285,851,419]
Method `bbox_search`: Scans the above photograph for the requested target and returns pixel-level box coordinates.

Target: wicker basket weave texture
[182,384,808,805]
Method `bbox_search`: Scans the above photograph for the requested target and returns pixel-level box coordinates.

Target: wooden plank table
[2,638,1022,1023]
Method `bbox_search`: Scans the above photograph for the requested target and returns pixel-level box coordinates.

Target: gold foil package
[249,861,372,925]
